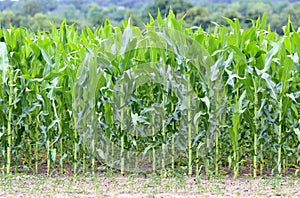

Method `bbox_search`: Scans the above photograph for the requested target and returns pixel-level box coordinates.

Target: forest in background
[1,0,300,35]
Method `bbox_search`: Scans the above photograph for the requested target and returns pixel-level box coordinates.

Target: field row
[0,12,299,178]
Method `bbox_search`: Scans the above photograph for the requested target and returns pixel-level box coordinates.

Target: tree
[39,0,58,13]
[124,9,143,27]
[146,0,194,18]
[245,2,272,19]
[0,10,16,27]
[71,0,85,10]
[22,0,42,16]
[62,4,81,21]
[102,5,126,24]
[177,6,208,26]
[87,3,105,27]
[30,13,52,31]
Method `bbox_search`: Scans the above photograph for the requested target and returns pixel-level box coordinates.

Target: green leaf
[294,128,300,142]
[261,38,283,73]
[0,42,9,82]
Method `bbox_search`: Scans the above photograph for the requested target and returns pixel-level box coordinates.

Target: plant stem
[35,84,40,174]
[171,92,175,171]
[14,125,18,174]
[254,131,257,177]
[233,89,240,180]
[6,69,13,174]
[253,79,258,178]
[52,99,63,174]
[134,128,138,171]
[47,139,50,176]
[92,138,95,175]
[152,112,156,172]
[104,102,111,167]
[215,128,219,175]
[121,135,125,174]
[161,73,167,177]
[188,81,192,177]
[278,97,283,174]
[28,116,32,169]
[74,128,78,175]
[35,126,39,174]
[2,123,5,172]
[120,83,125,175]
[60,138,63,174]
[260,143,264,176]
[205,133,210,178]
[195,123,200,176]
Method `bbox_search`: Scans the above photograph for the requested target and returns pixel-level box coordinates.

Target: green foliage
[177,6,209,26]
[39,0,58,13]
[146,0,194,18]
[22,0,42,17]
[0,13,299,178]
[87,4,105,27]
[1,0,300,35]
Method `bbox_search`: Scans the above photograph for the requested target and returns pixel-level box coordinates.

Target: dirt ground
[0,173,299,198]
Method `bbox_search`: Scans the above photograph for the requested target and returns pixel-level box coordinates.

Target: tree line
[0,0,300,34]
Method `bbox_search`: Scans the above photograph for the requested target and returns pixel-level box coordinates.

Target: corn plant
[0,12,299,178]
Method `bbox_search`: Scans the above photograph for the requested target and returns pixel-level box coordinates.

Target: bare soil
[0,173,299,197]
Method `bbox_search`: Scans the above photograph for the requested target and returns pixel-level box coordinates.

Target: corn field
[0,12,299,178]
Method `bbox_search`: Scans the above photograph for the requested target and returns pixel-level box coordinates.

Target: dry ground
[0,173,299,197]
